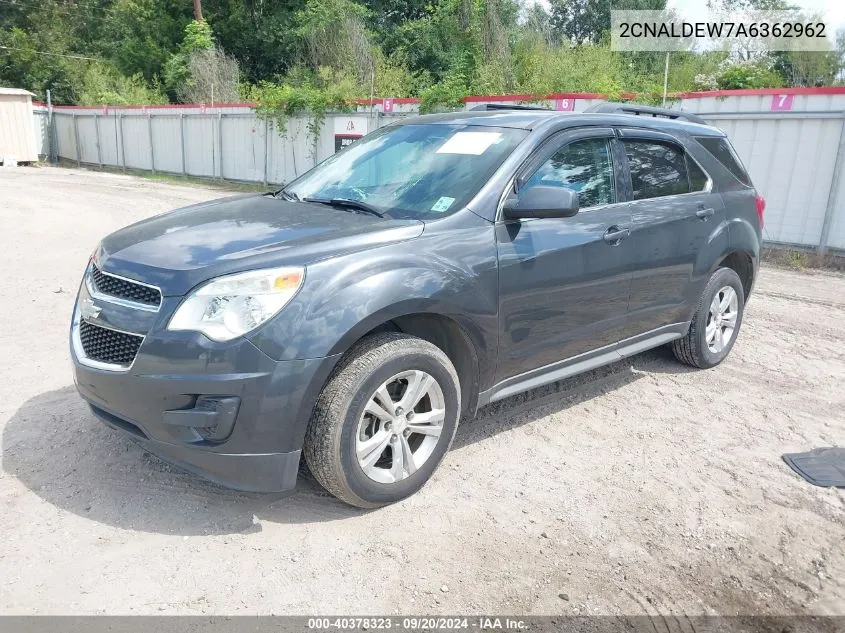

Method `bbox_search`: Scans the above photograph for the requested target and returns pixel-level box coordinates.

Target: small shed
[0,87,38,163]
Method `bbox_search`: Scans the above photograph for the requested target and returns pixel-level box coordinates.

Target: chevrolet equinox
[71,104,764,508]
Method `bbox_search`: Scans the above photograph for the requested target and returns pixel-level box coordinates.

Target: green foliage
[292,0,374,88]
[699,59,784,90]
[164,20,216,102]
[77,63,167,106]
[419,70,471,113]
[0,26,81,103]
[249,68,358,158]
[512,38,624,97]
[1,0,842,106]
[100,0,191,81]
[549,0,668,45]
[182,20,214,53]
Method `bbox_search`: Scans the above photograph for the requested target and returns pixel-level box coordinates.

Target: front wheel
[671,267,746,369]
[304,332,461,508]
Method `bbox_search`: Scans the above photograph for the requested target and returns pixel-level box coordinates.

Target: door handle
[696,207,715,220]
[603,226,631,244]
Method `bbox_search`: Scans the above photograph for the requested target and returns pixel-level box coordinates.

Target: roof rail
[470,103,551,112]
[584,102,707,125]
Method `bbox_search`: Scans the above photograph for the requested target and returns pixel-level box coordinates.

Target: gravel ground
[0,166,843,616]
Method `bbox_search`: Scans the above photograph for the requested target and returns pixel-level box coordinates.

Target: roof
[0,87,36,97]
[400,109,724,136]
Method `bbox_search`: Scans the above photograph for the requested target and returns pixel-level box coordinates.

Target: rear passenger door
[617,129,727,339]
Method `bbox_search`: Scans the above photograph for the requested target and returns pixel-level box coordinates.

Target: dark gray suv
[70,104,764,508]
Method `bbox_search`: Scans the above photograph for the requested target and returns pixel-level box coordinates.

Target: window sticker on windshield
[431,196,455,213]
[436,132,502,155]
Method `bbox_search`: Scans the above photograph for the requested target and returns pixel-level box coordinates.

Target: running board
[476,323,688,409]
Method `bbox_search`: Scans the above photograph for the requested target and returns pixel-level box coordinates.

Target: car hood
[96,194,424,296]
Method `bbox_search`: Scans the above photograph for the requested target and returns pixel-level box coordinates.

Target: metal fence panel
[32,110,50,158]
[118,115,151,170]
[54,113,77,162]
[267,118,311,185]
[706,115,842,247]
[220,114,264,182]
[76,116,100,164]
[97,115,121,167]
[823,122,845,251]
[41,101,845,251]
[149,115,182,174]
[183,115,217,178]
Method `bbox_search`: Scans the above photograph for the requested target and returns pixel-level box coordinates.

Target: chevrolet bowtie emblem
[81,298,102,320]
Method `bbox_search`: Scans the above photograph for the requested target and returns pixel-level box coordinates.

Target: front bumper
[89,401,302,492]
[71,296,340,493]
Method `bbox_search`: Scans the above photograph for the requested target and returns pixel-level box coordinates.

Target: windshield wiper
[276,189,300,202]
[304,197,385,218]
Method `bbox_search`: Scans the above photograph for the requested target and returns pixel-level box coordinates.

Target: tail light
[755,194,765,229]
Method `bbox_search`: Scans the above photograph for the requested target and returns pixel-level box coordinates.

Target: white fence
[34,107,399,187]
[33,89,845,253]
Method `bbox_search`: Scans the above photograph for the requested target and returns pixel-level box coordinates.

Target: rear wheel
[304,332,461,508]
[671,267,745,369]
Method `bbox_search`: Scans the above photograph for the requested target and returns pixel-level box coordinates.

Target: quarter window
[688,156,709,191]
[522,138,616,209]
[695,136,752,186]
[622,140,706,200]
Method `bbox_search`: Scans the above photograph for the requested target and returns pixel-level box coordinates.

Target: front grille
[90,265,161,307]
[79,321,144,366]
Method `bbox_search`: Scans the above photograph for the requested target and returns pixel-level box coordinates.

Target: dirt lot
[0,166,843,616]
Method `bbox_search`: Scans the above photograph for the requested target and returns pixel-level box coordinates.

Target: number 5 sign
[771,95,794,112]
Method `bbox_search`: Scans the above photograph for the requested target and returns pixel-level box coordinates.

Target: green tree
[549,0,667,45]
[100,0,192,81]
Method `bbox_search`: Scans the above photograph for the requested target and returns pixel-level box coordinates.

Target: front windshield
[283,123,527,219]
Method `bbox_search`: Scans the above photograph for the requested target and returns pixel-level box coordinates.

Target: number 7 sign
[770,95,794,111]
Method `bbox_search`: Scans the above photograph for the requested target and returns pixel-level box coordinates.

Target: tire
[304,332,461,508]
[671,267,745,369]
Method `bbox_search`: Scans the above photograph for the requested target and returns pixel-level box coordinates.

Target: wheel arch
[327,310,483,417]
[714,250,756,299]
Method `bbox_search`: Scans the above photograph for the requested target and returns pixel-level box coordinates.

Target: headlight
[168,267,304,342]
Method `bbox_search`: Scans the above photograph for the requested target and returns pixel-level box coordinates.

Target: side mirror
[503,186,579,220]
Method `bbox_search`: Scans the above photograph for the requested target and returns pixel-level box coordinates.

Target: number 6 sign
[770,95,794,112]
[555,98,575,111]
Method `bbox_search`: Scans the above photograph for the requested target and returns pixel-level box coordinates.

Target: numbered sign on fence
[770,95,794,111]
[554,98,575,111]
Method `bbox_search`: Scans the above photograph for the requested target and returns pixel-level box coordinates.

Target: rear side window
[695,136,752,186]
[622,140,696,200]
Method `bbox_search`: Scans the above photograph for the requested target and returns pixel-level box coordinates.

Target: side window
[695,136,752,186]
[522,138,615,208]
[623,140,693,200]
[687,156,709,192]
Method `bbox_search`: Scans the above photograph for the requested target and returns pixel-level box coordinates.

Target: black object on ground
[782,448,845,487]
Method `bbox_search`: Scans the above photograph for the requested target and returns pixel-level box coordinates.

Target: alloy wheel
[355,370,445,484]
[706,285,739,353]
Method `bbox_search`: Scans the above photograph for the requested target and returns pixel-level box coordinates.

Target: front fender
[249,216,499,376]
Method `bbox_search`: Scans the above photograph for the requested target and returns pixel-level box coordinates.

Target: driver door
[495,128,634,383]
